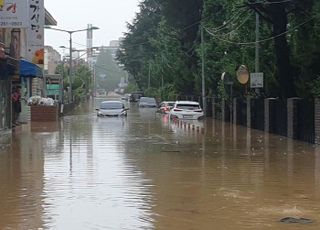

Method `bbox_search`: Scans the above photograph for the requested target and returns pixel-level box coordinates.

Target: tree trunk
[269,4,296,98]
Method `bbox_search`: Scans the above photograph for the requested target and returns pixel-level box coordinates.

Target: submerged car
[158,101,175,114]
[169,101,204,120]
[96,101,128,117]
[139,97,157,107]
[129,92,144,102]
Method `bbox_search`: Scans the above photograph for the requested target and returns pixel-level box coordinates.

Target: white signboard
[0,0,29,28]
[250,72,264,88]
[27,0,44,65]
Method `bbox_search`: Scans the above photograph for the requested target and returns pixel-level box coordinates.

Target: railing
[172,95,319,144]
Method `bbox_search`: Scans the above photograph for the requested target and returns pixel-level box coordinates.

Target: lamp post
[45,26,99,102]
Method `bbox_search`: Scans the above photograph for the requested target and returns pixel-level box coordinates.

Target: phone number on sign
[0,21,23,27]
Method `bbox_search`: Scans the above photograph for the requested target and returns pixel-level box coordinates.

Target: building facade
[0,4,57,135]
[0,28,20,133]
[44,46,61,75]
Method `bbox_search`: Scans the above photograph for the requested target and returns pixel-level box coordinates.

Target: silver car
[96,101,128,117]
[139,97,157,107]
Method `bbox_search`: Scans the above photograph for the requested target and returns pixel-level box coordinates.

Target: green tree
[118,0,320,99]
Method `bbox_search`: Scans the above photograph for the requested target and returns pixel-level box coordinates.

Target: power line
[73,41,87,48]
[247,0,293,5]
[94,64,124,74]
[207,9,249,33]
[203,15,315,46]
[211,13,252,37]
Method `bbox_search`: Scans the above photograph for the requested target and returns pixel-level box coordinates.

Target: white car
[96,101,128,117]
[169,101,204,120]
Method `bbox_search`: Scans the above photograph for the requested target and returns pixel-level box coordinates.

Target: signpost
[250,72,264,88]
[236,65,249,95]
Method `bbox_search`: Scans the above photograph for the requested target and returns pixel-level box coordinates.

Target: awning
[0,57,19,79]
[20,59,43,77]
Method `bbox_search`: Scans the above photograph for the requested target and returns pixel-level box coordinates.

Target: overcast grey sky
[44,0,140,53]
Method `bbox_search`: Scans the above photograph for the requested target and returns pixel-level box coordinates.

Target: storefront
[0,71,11,131]
[0,56,19,132]
[18,59,43,123]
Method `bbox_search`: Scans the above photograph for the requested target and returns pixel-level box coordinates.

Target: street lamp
[45,25,99,102]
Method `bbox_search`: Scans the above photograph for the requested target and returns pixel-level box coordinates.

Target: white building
[44,46,61,74]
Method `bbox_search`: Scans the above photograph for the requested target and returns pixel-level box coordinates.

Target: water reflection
[41,102,154,229]
[0,99,319,229]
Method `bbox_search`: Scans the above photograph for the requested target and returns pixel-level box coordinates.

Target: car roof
[161,101,175,103]
[140,97,155,99]
[101,100,123,104]
[175,101,200,105]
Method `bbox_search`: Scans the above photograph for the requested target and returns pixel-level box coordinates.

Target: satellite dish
[236,65,249,85]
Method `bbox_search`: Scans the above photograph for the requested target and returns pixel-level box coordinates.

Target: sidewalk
[0,129,11,150]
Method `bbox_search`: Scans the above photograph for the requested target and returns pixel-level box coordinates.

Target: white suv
[169,101,204,120]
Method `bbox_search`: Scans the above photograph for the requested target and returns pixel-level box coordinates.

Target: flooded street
[0,98,320,229]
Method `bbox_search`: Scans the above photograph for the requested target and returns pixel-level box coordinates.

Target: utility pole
[69,33,73,77]
[93,66,96,97]
[255,11,260,73]
[148,62,151,89]
[201,24,206,116]
[255,3,260,95]
[44,25,99,102]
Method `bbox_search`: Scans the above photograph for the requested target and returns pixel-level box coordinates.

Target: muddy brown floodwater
[0,98,319,229]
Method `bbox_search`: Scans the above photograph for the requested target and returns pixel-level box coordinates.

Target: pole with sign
[236,65,249,95]
[250,72,264,89]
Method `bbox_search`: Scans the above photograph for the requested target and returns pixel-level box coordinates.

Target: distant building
[109,40,120,47]
[98,38,123,59]
[44,46,61,74]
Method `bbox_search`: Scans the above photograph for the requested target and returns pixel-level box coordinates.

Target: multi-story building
[0,2,57,137]
[44,46,61,75]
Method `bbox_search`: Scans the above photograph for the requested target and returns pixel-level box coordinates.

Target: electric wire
[247,0,293,5]
[207,12,252,37]
[207,9,249,33]
[118,8,250,50]
[203,15,315,45]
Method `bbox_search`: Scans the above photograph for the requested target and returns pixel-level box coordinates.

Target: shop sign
[0,0,29,28]
[26,0,44,65]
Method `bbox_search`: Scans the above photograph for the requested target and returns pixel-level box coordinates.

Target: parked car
[169,101,204,120]
[121,93,131,101]
[139,97,157,107]
[96,101,128,117]
[129,92,144,102]
[158,101,175,114]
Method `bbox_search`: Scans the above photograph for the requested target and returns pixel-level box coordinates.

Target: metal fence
[173,95,317,144]
[297,99,315,143]
[250,99,265,131]
[210,97,316,144]
[235,98,247,126]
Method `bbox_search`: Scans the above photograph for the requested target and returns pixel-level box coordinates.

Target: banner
[27,0,44,65]
[0,0,29,28]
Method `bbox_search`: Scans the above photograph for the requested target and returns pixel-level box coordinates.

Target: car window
[176,104,200,110]
[100,102,124,109]
[140,97,156,103]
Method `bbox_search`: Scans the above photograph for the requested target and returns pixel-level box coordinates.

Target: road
[0,98,319,229]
